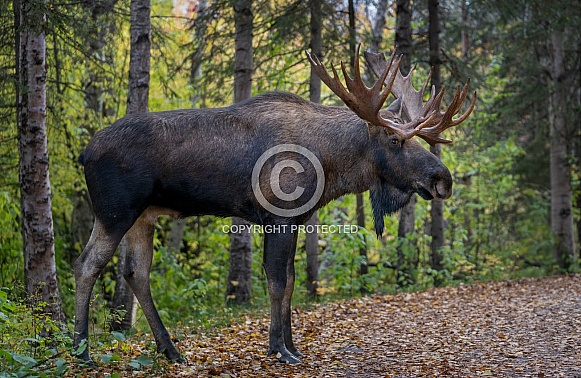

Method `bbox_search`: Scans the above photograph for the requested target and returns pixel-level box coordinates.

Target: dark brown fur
[73,91,452,363]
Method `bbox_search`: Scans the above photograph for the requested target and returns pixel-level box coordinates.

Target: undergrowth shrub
[0,287,70,377]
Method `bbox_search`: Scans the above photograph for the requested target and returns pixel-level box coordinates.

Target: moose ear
[386,97,403,118]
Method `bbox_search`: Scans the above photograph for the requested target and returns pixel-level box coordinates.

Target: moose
[73,46,475,364]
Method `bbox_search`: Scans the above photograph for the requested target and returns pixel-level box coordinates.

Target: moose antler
[307,45,476,145]
[307,45,442,141]
[364,49,476,145]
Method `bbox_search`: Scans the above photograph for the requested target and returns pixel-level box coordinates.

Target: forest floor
[73,275,581,377]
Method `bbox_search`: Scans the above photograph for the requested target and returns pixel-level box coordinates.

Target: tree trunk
[346,0,368,282]
[305,0,322,298]
[356,193,368,276]
[396,195,415,280]
[233,0,253,103]
[71,190,93,261]
[394,0,414,285]
[428,0,444,283]
[16,0,66,327]
[227,0,253,304]
[167,219,187,253]
[72,0,118,263]
[111,0,151,330]
[190,0,208,105]
[429,146,444,274]
[460,0,470,59]
[227,217,253,303]
[126,0,151,115]
[370,0,389,52]
[364,0,391,282]
[395,0,412,62]
[574,133,581,260]
[167,0,209,256]
[547,29,575,269]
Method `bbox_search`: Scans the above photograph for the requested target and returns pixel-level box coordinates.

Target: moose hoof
[170,355,186,363]
[290,349,304,358]
[160,345,184,362]
[274,350,301,364]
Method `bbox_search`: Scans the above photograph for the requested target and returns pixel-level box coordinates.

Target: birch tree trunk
[305,0,322,298]
[111,0,151,330]
[126,0,151,115]
[227,0,253,303]
[16,0,65,327]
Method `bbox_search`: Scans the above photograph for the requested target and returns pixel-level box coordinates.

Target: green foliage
[147,217,227,321]
[0,192,22,289]
[0,288,71,377]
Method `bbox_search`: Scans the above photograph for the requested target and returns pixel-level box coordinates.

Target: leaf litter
[72,275,580,377]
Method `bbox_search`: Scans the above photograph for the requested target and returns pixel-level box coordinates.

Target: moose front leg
[282,237,303,358]
[263,228,301,364]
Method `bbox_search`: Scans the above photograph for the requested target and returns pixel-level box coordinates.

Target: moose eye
[390,136,400,146]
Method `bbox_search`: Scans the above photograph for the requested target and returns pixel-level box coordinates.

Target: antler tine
[389,111,440,139]
[307,44,406,137]
[423,86,447,119]
[306,50,352,107]
[307,46,477,145]
[365,49,476,145]
[381,84,447,140]
[420,67,434,100]
[340,44,401,118]
[345,44,365,91]
[416,81,477,146]
[449,81,476,126]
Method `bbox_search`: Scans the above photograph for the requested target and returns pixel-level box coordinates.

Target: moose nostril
[435,181,449,198]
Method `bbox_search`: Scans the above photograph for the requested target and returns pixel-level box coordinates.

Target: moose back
[73,46,475,364]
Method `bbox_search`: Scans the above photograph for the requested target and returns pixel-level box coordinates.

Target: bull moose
[73,46,475,364]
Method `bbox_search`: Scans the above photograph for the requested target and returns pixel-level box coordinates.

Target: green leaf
[111,331,126,342]
[74,339,87,355]
[127,361,141,369]
[134,355,153,366]
[0,349,14,363]
[99,354,113,364]
[55,358,68,376]
[11,353,37,367]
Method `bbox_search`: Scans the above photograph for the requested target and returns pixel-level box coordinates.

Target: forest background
[0,0,579,375]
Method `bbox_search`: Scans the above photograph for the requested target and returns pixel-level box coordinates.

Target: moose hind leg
[122,210,184,362]
[282,239,303,358]
[73,220,123,362]
[264,229,301,364]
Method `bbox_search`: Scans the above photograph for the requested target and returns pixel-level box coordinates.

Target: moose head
[307,45,476,234]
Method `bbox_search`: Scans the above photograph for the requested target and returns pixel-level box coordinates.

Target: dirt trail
[79,275,581,377]
[180,276,580,377]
